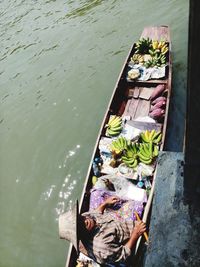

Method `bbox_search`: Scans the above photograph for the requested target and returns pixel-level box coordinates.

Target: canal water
[0,0,189,266]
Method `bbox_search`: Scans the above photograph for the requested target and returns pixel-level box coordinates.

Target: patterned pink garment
[89,189,145,221]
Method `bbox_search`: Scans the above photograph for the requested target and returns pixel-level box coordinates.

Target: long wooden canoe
[65,26,172,267]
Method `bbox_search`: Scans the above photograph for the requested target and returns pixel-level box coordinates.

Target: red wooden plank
[128,98,140,118]
[134,99,150,119]
[122,99,131,117]
[133,87,140,98]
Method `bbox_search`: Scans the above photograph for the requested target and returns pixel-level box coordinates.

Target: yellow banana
[161,43,168,49]
[158,41,163,49]
[161,45,168,54]
[149,129,156,141]
[152,40,158,50]
[92,176,98,185]
[108,115,116,125]
[144,130,150,142]
[141,132,148,143]
[110,117,122,127]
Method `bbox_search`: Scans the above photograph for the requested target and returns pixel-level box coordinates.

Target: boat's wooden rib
[65,26,172,267]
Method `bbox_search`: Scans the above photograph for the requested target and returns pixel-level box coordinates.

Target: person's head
[79,214,96,239]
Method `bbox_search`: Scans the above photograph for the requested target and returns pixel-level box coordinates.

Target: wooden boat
[65,26,172,267]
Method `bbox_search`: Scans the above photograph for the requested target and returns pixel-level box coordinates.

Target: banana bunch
[130,54,144,64]
[146,40,168,67]
[140,130,162,144]
[110,136,128,154]
[121,143,139,168]
[135,37,152,54]
[152,40,165,49]
[151,40,168,54]
[144,53,166,68]
[105,115,122,137]
[138,143,159,165]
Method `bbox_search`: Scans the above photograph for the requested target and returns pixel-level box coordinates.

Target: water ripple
[34,16,41,21]
[12,73,20,79]
[55,0,103,23]
[37,44,59,56]
[23,42,37,50]
[2,94,9,101]
[10,45,26,55]
[45,0,56,3]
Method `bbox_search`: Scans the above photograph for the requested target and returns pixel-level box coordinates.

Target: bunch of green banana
[105,115,122,137]
[140,130,162,144]
[144,53,166,68]
[145,39,168,68]
[109,136,128,154]
[130,54,144,64]
[138,143,159,165]
[121,143,139,168]
[135,37,152,54]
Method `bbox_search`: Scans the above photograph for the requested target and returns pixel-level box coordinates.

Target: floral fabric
[89,188,145,222]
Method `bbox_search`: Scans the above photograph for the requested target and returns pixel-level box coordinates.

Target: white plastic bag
[109,176,147,202]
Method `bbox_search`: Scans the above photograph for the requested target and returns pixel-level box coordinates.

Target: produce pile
[149,84,167,121]
[105,115,123,137]
[130,37,168,68]
[108,129,162,169]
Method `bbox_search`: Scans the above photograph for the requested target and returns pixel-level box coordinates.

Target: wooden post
[184,0,200,206]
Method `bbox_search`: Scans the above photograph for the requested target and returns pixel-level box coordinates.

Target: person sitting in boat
[58,197,146,266]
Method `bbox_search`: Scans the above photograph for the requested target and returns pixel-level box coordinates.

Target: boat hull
[65,25,172,267]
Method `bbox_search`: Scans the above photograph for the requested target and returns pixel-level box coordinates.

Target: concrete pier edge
[141,151,200,267]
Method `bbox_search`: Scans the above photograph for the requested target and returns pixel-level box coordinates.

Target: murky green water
[0,0,189,266]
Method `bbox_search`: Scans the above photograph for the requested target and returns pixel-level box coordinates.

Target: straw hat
[58,200,79,252]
